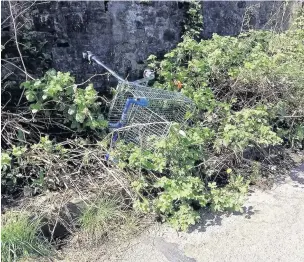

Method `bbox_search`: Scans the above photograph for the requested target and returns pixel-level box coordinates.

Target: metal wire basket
[83,51,195,151]
[108,82,194,149]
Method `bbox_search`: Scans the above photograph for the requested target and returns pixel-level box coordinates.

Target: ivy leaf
[75,112,85,123]
[68,105,76,115]
[66,85,75,95]
[20,81,31,89]
[179,130,187,137]
[1,153,11,169]
[25,91,36,102]
[33,80,42,87]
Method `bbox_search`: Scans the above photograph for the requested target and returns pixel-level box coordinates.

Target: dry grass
[77,196,146,245]
[79,197,126,242]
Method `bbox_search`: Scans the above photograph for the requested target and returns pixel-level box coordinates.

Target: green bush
[0,136,109,195]
[130,173,249,231]
[111,8,304,230]
[147,11,303,147]
[21,70,107,131]
[2,2,303,234]
[214,107,282,152]
[1,136,69,194]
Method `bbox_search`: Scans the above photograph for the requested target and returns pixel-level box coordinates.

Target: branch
[1,58,35,80]
[8,1,28,81]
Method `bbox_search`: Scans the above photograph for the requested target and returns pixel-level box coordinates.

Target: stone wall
[1,1,300,91]
[202,1,296,39]
[50,1,185,88]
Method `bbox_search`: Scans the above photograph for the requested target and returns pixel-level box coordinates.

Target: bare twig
[8,1,28,81]
[1,58,35,80]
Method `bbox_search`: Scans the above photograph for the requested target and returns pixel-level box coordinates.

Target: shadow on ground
[189,155,303,234]
[188,205,257,233]
[289,163,304,185]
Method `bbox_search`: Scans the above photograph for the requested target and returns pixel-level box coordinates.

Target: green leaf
[1,153,11,169]
[25,91,36,102]
[226,168,232,174]
[30,103,42,113]
[75,112,85,123]
[68,105,76,115]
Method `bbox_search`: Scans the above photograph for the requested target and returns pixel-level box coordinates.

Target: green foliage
[21,70,107,131]
[148,14,304,135]
[167,204,200,232]
[2,1,303,236]
[117,7,304,231]
[208,175,249,212]
[1,212,51,262]
[215,108,283,152]
[1,152,12,171]
[154,176,207,211]
[152,176,205,231]
[184,0,203,39]
[149,14,303,145]
[113,123,213,175]
[1,146,27,193]
[131,174,248,231]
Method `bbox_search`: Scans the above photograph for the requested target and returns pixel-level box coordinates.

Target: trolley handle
[83,51,155,87]
[83,51,125,83]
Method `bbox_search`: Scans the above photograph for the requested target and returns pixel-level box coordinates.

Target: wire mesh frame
[109,82,194,123]
[110,120,173,150]
[108,81,195,150]
[115,107,172,148]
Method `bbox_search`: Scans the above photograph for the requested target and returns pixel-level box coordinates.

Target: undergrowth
[79,197,126,243]
[1,2,303,261]
[110,7,304,230]
[1,212,52,262]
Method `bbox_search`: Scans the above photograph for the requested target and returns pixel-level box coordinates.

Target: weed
[117,5,304,231]
[79,198,125,242]
[1,212,51,262]
[250,161,262,185]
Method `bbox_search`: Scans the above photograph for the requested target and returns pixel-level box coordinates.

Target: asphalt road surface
[115,163,304,262]
[63,163,304,262]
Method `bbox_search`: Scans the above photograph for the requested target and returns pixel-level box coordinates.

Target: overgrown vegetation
[78,197,141,243]
[1,212,51,262]
[21,70,108,131]
[109,7,303,230]
[1,1,303,261]
[79,198,123,239]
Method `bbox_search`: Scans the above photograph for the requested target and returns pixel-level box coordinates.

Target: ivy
[215,108,282,152]
[184,0,203,39]
[113,6,304,231]
[21,70,107,131]
[130,174,249,231]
